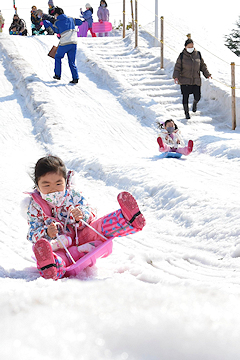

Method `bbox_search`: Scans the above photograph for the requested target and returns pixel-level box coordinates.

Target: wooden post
[123,0,125,39]
[160,16,164,69]
[135,0,138,48]
[231,62,236,130]
[130,0,134,31]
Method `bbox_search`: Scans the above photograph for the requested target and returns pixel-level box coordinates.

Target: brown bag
[48,46,58,59]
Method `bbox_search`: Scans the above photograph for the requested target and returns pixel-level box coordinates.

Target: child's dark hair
[156,119,178,130]
[33,155,67,187]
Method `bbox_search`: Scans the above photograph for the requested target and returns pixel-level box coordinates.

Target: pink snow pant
[159,143,191,156]
[40,209,140,279]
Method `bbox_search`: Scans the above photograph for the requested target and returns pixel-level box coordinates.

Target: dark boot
[192,100,198,113]
[183,104,190,119]
[69,79,78,84]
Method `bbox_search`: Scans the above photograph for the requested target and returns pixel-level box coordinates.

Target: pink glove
[57,33,61,38]
[99,19,103,23]
[1,24,4,28]
[40,21,43,26]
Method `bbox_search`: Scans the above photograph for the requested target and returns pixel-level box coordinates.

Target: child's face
[38,172,66,194]
[165,121,174,128]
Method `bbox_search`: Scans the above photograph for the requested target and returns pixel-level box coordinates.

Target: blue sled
[159,152,182,159]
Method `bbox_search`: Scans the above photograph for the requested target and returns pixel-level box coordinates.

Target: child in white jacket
[27,155,146,280]
[157,119,193,156]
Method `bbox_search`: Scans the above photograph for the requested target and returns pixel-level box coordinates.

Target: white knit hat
[85,3,91,8]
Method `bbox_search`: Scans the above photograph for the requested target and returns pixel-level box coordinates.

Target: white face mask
[186,47,194,53]
[40,190,66,207]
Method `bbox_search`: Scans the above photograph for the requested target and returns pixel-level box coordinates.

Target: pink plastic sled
[65,237,113,277]
[77,21,88,37]
[92,21,112,33]
[29,190,113,277]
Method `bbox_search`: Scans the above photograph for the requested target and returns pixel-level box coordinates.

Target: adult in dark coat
[9,13,27,35]
[173,39,212,119]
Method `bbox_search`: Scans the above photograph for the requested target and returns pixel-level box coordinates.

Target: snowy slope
[1,21,240,360]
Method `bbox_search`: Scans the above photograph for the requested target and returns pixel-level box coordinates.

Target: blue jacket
[80,9,93,28]
[43,14,82,46]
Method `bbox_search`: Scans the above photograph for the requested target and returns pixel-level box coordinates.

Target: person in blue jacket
[80,3,96,37]
[43,7,83,84]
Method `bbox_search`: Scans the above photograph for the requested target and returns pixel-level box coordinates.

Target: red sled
[65,237,113,277]
[92,21,112,33]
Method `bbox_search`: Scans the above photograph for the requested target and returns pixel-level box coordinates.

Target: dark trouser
[181,85,201,106]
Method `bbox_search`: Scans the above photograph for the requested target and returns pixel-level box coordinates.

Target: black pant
[181,85,201,105]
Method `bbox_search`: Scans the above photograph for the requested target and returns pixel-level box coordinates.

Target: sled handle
[81,219,108,241]
[56,234,76,264]
[54,222,76,264]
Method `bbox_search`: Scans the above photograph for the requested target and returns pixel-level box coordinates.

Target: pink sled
[92,21,112,33]
[29,189,113,277]
[64,238,113,277]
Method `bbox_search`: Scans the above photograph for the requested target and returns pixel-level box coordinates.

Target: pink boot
[117,192,146,230]
[157,137,164,149]
[188,140,193,154]
[33,239,57,280]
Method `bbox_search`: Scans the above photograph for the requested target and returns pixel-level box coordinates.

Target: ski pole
[56,234,76,264]
[81,219,108,241]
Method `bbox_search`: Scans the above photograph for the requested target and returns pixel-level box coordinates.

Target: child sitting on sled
[157,119,193,156]
[26,155,146,280]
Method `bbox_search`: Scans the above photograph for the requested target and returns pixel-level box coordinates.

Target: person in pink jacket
[97,0,109,37]
[27,155,146,280]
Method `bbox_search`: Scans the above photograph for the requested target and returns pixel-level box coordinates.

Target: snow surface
[1,12,240,360]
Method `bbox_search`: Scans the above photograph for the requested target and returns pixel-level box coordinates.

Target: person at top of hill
[26,155,146,280]
[42,6,83,83]
[97,0,109,37]
[157,119,193,156]
[173,38,212,119]
[35,8,55,34]
[9,13,27,35]
[0,10,5,32]
[80,3,96,37]
[31,5,44,35]
[48,0,55,15]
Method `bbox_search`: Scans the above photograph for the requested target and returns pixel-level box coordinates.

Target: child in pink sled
[27,155,146,280]
[157,119,193,156]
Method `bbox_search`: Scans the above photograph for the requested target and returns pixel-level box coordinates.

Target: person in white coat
[157,119,193,156]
